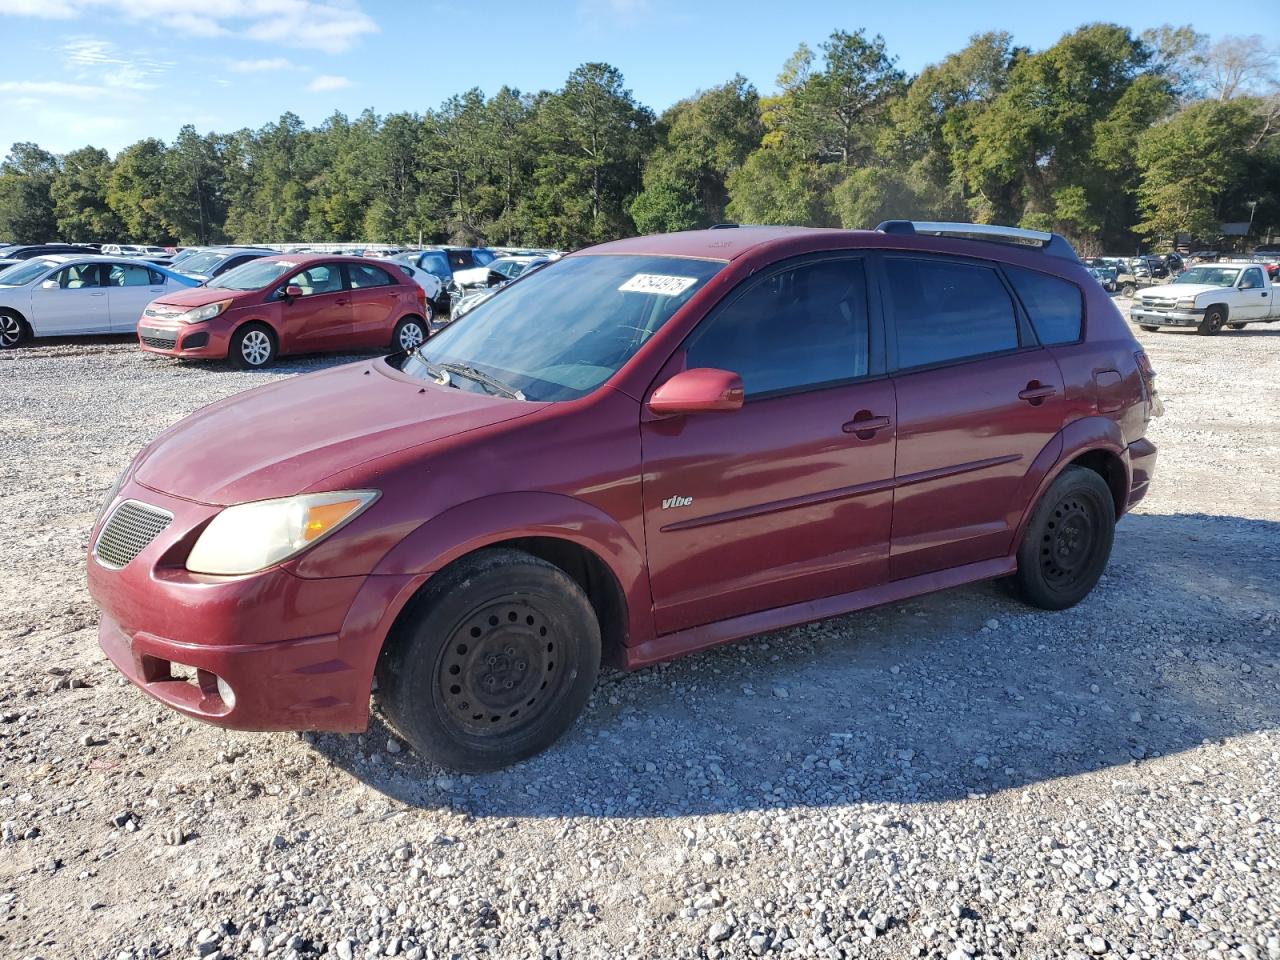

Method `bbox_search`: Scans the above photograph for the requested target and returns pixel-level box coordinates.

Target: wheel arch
[371,491,653,667]
[0,305,32,337]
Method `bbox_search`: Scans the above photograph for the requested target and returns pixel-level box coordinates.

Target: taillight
[1134,350,1156,390]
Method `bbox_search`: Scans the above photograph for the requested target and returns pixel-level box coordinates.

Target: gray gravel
[1,315,1278,960]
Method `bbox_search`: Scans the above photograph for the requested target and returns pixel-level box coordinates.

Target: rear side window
[687,258,870,397]
[348,263,395,288]
[1005,266,1083,345]
[884,258,1018,369]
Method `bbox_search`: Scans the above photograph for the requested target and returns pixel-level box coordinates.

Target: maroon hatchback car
[89,222,1159,770]
[137,254,430,368]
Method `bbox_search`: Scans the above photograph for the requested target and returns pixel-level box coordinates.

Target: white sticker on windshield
[619,273,699,296]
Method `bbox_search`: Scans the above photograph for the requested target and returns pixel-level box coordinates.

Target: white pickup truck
[1130,261,1280,335]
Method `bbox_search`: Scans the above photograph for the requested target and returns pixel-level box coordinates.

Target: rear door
[276,262,352,353]
[105,262,167,332]
[28,262,110,335]
[881,253,1068,581]
[344,262,402,348]
[641,254,896,634]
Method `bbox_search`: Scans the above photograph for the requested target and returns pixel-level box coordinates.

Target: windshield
[207,258,296,291]
[411,254,723,401]
[0,258,57,286]
[176,251,232,276]
[1175,267,1241,286]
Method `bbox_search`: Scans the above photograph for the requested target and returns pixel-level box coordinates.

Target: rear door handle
[842,413,892,436]
[1018,383,1057,404]
[335,298,349,305]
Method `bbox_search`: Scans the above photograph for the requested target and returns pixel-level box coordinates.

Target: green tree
[1134,98,1264,239]
[107,138,173,242]
[161,126,227,244]
[0,142,58,242]
[50,146,122,241]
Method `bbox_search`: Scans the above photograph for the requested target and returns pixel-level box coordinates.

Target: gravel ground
[1,311,1278,960]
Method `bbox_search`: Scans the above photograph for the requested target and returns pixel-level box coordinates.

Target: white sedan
[0,255,199,348]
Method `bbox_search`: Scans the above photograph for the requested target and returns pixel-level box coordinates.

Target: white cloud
[4,1,378,54]
[0,79,114,98]
[62,38,171,91]
[228,57,297,73]
[307,74,351,93]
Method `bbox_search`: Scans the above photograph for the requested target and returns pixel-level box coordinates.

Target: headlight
[177,300,233,324]
[186,490,379,575]
[1176,298,1197,310]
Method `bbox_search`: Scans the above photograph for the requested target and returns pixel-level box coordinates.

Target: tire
[376,548,601,771]
[0,311,28,348]
[1227,322,1246,330]
[1120,283,1136,298]
[1009,465,1116,611]
[1197,306,1226,336]
[229,323,276,369]
[1139,325,1159,332]
[392,315,428,353]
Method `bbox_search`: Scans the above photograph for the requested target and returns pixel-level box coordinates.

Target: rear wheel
[1197,306,1226,336]
[1227,322,1246,330]
[0,311,28,348]
[377,548,601,771]
[392,316,427,353]
[1010,466,1115,611]
[1139,325,1159,332]
[229,323,276,369]
[1120,283,1136,298]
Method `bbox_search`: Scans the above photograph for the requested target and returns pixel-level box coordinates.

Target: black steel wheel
[1139,324,1159,332]
[1197,307,1226,336]
[377,548,601,771]
[1010,465,1115,610]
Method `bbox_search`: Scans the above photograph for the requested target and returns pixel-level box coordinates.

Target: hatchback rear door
[880,253,1067,581]
[640,254,896,635]
[343,262,402,348]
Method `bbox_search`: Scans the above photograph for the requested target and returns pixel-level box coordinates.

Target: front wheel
[1197,307,1226,336]
[377,548,601,771]
[1120,283,1136,298]
[392,316,428,353]
[0,312,28,348]
[1139,325,1159,332]
[1009,466,1115,611]
[229,323,277,369]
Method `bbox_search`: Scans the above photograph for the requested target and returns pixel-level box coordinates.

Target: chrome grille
[94,500,173,569]
[138,327,177,349]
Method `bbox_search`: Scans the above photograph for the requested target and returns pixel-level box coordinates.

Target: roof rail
[875,220,1078,261]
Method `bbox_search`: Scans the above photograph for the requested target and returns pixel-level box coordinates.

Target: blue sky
[0,0,1272,156]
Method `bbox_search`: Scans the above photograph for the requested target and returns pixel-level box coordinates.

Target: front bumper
[137,320,230,359]
[87,481,423,732]
[1129,307,1203,327]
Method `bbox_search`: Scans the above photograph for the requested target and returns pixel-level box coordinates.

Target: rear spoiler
[876,220,1079,262]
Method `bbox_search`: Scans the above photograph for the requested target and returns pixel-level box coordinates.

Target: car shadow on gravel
[310,510,1280,819]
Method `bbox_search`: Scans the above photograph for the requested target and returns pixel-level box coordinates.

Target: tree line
[1,24,1277,255]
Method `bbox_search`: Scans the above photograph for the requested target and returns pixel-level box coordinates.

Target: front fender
[372,491,656,649]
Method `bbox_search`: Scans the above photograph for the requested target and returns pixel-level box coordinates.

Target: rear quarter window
[1005,266,1083,345]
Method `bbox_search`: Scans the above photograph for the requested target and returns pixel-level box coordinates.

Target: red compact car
[90,223,1160,771]
[136,254,430,367]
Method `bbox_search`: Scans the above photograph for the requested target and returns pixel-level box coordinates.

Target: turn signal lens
[303,498,366,542]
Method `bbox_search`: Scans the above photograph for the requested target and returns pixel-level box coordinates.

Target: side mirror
[648,367,744,417]
[283,284,303,300]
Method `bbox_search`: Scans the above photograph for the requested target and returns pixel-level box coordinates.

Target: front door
[277,262,352,352]
[1234,266,1270,320]
[641,255,896,635]
[105,262,167,332]
[29,262,109,335]
[880,254,1068,580]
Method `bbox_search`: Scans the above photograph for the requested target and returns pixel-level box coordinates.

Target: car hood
[133,359,536,505]
[148,286,249,309]
[1137,283,1221,299]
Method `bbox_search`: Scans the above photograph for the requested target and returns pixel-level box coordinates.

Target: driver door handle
[335,298,349,305]
[1018,382,1057,404]
[842,413,892,436]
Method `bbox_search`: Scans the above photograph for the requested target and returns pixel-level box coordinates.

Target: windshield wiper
[440,362,525,400]
[402,350,454,388]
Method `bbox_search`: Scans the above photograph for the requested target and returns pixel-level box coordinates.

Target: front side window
[686,258,870,397]
[348,263,394,289]
[109,264,152,287]
[413,254,723,402]
[885,257,1019,369]
[1240,268,1263,290]
[286,264,344,296]
[54,263,103,289]
[1005,265,1083,345]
